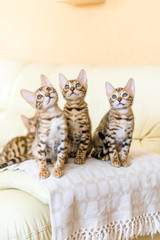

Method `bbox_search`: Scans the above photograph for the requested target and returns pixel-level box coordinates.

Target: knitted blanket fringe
[67,212,160,240]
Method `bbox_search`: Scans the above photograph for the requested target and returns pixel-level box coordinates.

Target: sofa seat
[0,189,51,240]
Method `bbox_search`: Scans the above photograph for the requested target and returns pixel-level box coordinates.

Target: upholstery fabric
[0,189,51,240]
[0,170,49,204]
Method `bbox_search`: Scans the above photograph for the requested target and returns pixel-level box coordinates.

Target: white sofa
[0,59,160,240]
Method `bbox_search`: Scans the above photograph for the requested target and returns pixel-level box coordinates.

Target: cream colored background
[0,0,160,64]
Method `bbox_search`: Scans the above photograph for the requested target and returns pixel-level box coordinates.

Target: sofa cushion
[0,189,51,240]
[0,169,49,204]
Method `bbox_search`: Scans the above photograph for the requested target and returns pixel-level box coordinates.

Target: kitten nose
[70,87,75,91]
[45,93,50,97]
[118,98,122,102]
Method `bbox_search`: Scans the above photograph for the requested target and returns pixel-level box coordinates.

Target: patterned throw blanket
[0,150,160,240]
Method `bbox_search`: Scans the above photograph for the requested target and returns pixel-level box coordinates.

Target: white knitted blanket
[1,149,160,240]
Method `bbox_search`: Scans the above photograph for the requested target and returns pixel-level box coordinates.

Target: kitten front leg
[74,132,91,164]
[109,146,121,167]
[107,133,121,167]
[121,137,132,167]
[53,136,68,178]
[36,136,50,179]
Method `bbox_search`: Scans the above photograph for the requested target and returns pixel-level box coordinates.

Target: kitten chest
[65,109,84,137]
[114,119,131,143]
[47,118,63,142]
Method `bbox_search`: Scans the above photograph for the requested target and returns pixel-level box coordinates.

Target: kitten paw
[53,168,64,178]
[74,158,85,165]
[121,161,130,167]
[39,169,50,179]
[102,154,109,161]
[111,159,121,168]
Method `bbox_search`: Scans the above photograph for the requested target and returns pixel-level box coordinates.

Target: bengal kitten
[0,114,37,169]
[59,69,92,164]
[92,78,135,167]
[21,75,68,179]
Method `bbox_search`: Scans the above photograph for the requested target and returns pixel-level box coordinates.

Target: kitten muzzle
[117,98,122,102]
[47,96,55,105]
[117,102,124,106]
[70,91,77,96]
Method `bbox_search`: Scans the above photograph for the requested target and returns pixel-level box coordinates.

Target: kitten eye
[75,83,81,88]
[112,94,117,99]
[122,93,128,98]
[46,87,52,92]
[29,122,32,126]
[37,94,43,100]
[65,85,69,90]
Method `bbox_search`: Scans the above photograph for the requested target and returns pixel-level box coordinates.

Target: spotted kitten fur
[21,75,68,179]
[92,78,135,167]
[0,114,37,168]
[59,69,92,164]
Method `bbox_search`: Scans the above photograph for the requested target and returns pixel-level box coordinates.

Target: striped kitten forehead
[66,79,87,88]
[36,86,57,95]
[114,87,128,95]
[116,87,123,92]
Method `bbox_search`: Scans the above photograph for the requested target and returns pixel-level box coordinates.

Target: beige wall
[0,0,160,64]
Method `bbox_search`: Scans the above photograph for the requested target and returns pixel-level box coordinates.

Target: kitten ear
[41,74,53,88]
[77,69,87,86]
[21,115,29,127]
[59,73,68,89]
[124,78,135,96]
[105,81,115,99]
[20,89,35,106]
